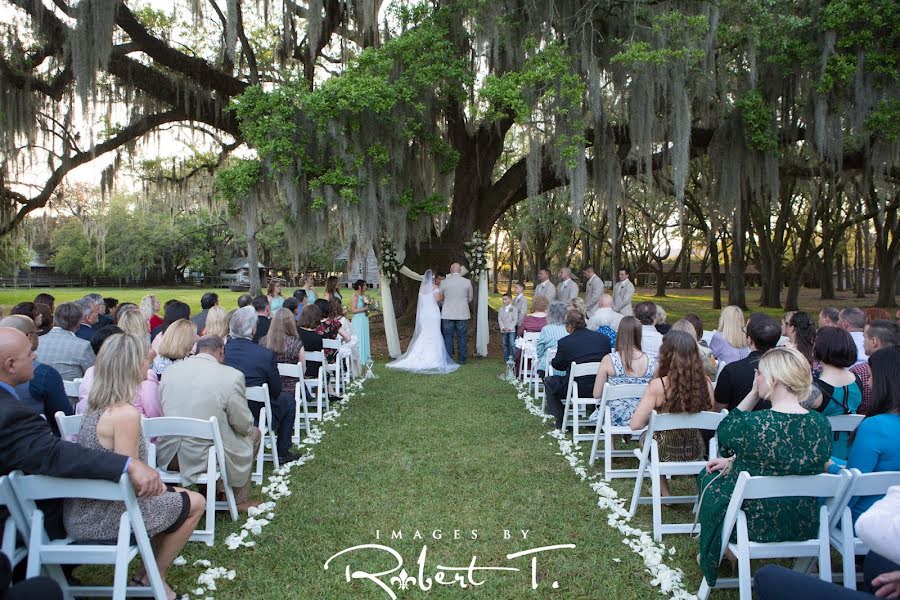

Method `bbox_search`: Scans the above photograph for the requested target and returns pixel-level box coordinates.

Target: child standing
[498,293,519,362]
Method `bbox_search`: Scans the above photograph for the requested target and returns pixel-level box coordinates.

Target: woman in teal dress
[808,326,863,459]
[697,347,832,587]
[351,279,371,365]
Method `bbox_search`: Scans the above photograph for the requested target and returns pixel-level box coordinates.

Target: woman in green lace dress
[697,347,832,586]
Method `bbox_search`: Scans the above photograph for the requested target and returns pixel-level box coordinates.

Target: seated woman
[514,295,549,376]
[809,326,863,460]
[709,305,750,366]
[671,319,717,381]
[151,319,197,379]
[116,306,151,344]
[535,301,569,377]
[696,347,832,589]
[630,330,715,496]
[654,304,671,335]
[64,333,205,600]
[77,326,161,418]
[297,304,325,378]
[591,316,656,425]
[261,308,306,400]
[140,294,162,332]
[828,346,900,523]
[150,301,191,352]
[200,305,228,342]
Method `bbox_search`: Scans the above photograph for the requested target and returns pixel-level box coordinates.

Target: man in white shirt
[587,294,623,332]
[634,301,663,357]
[534,269,556,302]
[556,267,578,304]
[613,267,635,317]
[582,265,604,317]
[839,307,868,364]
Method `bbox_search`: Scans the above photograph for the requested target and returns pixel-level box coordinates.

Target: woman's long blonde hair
[717,305,748,349]
[204,305,228,339]
[88,333,148,412]
[116,306,148,338]
[139,295,157,321]
[158,319,196,360]
[261,308,299,354]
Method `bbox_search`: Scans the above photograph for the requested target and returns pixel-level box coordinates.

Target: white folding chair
[247,384,279,485]
[831,469,900,590]
[0,475,27,568]
[54,411,82,442]
[62,379,81,404]
[536,347,558,410]
[321,339,344,397]
[301,351,328,419]
[561,361,603,441]
[827,414,865,434]
[629,410,728,541]
[587,383,650,480]
[697,470,852,600]
[277,362,313,443]
[9,470,168,600]
[518,332,540,386]
[141,416,239,546]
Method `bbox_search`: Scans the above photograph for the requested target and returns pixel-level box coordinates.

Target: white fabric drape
[475,272,489,356]
[399,266,423,281]
[380,273,401,358]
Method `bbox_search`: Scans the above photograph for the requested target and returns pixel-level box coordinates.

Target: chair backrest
[566,362,602,399]
[277,362,303,378]
[0,475,28,562]
[141,416,216,441]
[245,383,270,404]
[828,414,866,433]
[714,360,727,380]
[54,411,82,442]
[62,379,80,399]
[322,339,342,350]
[523,332,540,343]
[701,330,714,344]
[601,382,649,402]
[647,409,728,434]
[845,469,900,500]
[9,471,136,505]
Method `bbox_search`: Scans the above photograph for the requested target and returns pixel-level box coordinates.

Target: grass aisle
[175,359,704,599]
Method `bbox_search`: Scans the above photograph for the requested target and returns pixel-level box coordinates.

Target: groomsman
[512,282,528,331]
[534,269,556,302]
[613,267,635,316]
[582,265,604,317]
[439,263,473,365]
[556,267,578,304]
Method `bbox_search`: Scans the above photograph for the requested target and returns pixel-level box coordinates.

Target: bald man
[0,327,164,539]
[439,263,474,364]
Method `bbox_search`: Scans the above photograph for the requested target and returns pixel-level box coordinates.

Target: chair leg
[736,514,752,600]
[650,461,662,542]
[589,423,601,466]
[113,515,131,600]
[603,424,614,480]
[629,458,646,517]
[222,476,238,522]
[697,578,711,600]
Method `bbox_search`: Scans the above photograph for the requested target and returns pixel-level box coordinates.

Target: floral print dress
[604,352,657,426]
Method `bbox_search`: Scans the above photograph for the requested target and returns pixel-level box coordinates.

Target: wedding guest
[35,302,53,335]
[587,294,623,333]
[819,307,840,329]
[283,297,301,321]
[670,319,716,380]
[535,301,568,376]
[544,309,611,428]
[0,315,71,434]
[582,265,604,317]
[810,326,863,459]
[780,311,796,343]
[350,280,372,366]
[261,308,306,401]
[613,267,635,316]
[224,306,297,464]
[116,306,151,342]
[827,346,900,523]
[570,297,588,320]
[202,305,229,342]
[267,280,285,312]
[140,294,162,331]
[324,275,343,303]
[103,297,119,322]
[64,332,204,600]
[654,304,671,335]
[302,276,318,303]
[514,295,549,376]
[556,267,578,304]
[865,307,892,324]
[151,319,196,378]
[534,268,556,302]
[151,301,191,352]
[325,299,352,342]
[251,295,271,343]
[498,293,518,363]
[634,301,663,357]
[35,302,95,381]
[77,326,162,418]
[839,307,869,364]
[594,306,618,348]
[297,305,325,377]
[681,315,718,381]
[851,320,899,414]
[292,289,308,314]
[192,292,218,334]
[237,294,253,308]
[697,347,831,590]
[73,298,98,341]
[631,330,715,495]
[512,282,528,330]
[33,292,55,313]
[11,302,43,329]
[714,313,781,412]
[709,305,750,365]
[591,316,656,426]
[84,293,111,329]
[158,335,262,512]
[785,311,817,368]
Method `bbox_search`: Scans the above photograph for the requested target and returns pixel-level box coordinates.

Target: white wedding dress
[386,270,460,374]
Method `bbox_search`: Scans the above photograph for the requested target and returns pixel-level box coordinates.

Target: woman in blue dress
[351,279,371,365]
[589,316,657,425]
[808,326,863,459]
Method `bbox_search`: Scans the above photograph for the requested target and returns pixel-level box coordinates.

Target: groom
[439,263,473,365]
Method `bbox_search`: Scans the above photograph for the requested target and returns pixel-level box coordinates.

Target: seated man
[224,307,298,463]
[543,310,612,428]
[158,336,262,511]
[251,295,271,343]
[0,327,163,539]
[73,298,98,341]
[714,313,781,411]
[34,302,95,381]
[587,294,623,332]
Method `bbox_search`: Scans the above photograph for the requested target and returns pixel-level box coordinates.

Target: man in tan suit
[556,267,578,304]
[613,267,635,316]
[582,265,604,317]
[439,263,474,364]
[157,335,262,510]
[534,268,556,302]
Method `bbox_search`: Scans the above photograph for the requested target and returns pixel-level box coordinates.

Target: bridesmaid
[351,279,371,365]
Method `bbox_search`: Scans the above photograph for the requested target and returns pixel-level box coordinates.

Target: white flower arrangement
[379,236,402,282]
[464,231,489,276]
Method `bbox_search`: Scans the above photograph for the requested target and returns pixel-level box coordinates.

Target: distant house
[219,257,267,289]
[335,247,379,288]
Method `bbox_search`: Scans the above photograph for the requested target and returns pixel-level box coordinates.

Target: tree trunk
[835,251,845,291]
[855,224,865,299]
[244,195,261,296]
[711,231,722,309]
[727,206,747,309]
[680,227,692,289]
[492,227,499,294]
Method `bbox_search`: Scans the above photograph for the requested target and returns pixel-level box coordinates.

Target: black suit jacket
[551,327,612,396]
[714,350,771,411]
[253,316,271,343]
[223,337,283,399]
[75,323,94,341]
[0,388,127,538]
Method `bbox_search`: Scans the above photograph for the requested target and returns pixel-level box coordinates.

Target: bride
[386,269,459,374]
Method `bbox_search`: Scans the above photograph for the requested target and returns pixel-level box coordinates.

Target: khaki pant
[232,427,262,504]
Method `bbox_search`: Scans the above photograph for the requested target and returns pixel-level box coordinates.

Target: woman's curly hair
[655,330,711,414]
